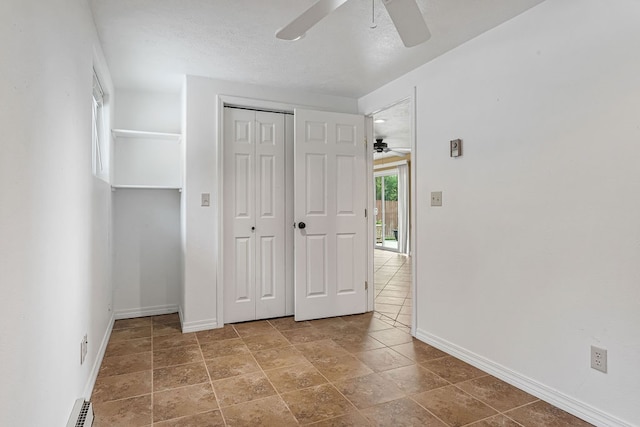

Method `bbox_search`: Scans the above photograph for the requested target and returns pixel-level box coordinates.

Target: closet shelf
[111,185,182,191]
[112,129,181,140]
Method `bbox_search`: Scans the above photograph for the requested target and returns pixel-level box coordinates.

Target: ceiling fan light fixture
[374,119,386,123]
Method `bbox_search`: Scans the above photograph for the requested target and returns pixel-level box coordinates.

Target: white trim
[83,312,114,399]
[113,304,179,320]
[363,93,417,334]
[365,115,375,312]
[216,95,225,326]
[409,87,417,336]
[414,329,634,427]
[374,159,408,170]
[181,318,219,333]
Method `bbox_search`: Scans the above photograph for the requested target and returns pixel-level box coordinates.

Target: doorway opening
[370,98,413,328]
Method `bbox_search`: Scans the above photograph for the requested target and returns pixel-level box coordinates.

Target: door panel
[255,111,286,319]
[224,108,286,323]
[294,109,367,321]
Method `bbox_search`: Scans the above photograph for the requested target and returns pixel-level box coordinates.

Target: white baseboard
[113,304,179,320]
[415,329,634,427]
[83,312,114,399]
[181,317,219,333]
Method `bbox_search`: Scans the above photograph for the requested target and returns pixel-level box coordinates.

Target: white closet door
[224,108,256,323]
[254,111,286,319]
[223,108,286,323]
[293,109,367,321]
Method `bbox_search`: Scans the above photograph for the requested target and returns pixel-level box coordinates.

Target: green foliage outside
[375,175,398,201]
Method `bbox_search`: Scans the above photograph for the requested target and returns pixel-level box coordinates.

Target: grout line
[196,330,228,426]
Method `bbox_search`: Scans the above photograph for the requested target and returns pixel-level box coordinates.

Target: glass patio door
[375,171,399,251]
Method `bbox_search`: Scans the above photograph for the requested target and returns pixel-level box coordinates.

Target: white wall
[115,89,182,133]
[0,0,114,425]
[113,189,181,317]
[359,1,640,426]
[182,76,358,330]
[112,89,183,318]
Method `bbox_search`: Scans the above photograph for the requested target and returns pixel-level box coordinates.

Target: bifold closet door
[223,108,286,323]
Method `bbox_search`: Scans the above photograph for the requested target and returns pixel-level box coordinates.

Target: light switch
[431,191,442,207]
[201,193,210,207]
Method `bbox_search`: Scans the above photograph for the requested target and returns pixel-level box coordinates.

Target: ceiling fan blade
[382,0,431,47]
[276,0,349,40]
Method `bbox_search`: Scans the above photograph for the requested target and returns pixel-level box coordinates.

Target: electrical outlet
[591,346,607,373]
[431,191,442,207]
[80,334,88,365]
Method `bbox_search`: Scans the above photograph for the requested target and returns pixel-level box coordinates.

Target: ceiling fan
[374,138,410,155]
[276,0,431,48]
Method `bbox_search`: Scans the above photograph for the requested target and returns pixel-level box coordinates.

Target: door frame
[365,92,417,335]
[216,95,373,325]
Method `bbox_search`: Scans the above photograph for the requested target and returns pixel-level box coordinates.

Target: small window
[92,70,105,177]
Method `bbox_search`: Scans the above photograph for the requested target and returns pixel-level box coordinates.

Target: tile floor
[373,249,412,328]
[92,312,592,426]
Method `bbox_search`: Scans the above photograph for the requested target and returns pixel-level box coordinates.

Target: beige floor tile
[153,410,225,427]
[242,331,290,352]
[221,395,298,427]
[457,375,538,412]
[213,371,277,407]
[379,364,449,394]
[153,333,198,350]
[421,356,487,384]
[195,324,239,343]
[466,414,523,427]
[412,385,498,427]
[307,410,371,426]
[113,317,152,330]
[153,322,182,337]
[153,345,203,368]
[361,397,447,427]
[152,313,181,325]
[264,362,328,393]
[153,383,219,423]
[205,354,260,380]
[311,354,374,382]
[252,345,307,370]
[368,328,413,346]
[281,383,355,424]
[92,370,152,403]
[334,373,404,409]
[93,395,152,427]
[268,316,311,331]
[505,400,594,427]
[280,326,332,344]
[98,352,152,377]
[200,338,250,360]
[110,326,152,342]
[153,362,209,392]
[232,320,277,337]
[355,347,414,372]
[104,337,152,358]
[294,339,350,363]
[391,340,448,364]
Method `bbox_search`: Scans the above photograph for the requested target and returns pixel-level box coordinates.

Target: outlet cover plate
[591,346,607,373]
[431,191,443,207]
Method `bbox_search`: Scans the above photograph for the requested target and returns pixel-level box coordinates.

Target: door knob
[298,222,306,229]
[251,226,255,231]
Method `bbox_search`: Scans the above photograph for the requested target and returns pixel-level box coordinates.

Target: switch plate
[201,193,210,207]
[431,191,442,207]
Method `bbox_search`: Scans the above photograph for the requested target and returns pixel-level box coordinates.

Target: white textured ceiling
[90,0,544,97]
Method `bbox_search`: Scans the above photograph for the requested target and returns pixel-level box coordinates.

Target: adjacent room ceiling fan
[276,0,431,48]
[374,138,410,155]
